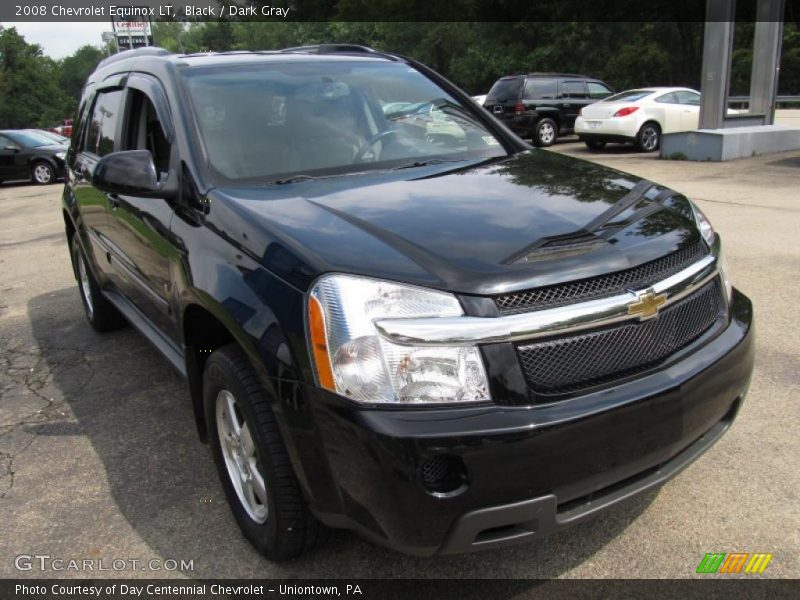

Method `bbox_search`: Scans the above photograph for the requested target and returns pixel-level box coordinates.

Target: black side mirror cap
[92,150,175,198]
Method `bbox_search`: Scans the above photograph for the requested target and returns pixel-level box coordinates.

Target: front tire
[533,118,558,147]
[635,122,661,152]
[204,344,326,561]
[70,235,126,332]
[584,139,607,151]
[31,161,55,185]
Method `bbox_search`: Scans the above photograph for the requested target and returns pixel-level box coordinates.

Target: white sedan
[575,87,702,152]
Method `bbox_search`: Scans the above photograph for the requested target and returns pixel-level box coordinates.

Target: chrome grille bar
[374,254,719,347]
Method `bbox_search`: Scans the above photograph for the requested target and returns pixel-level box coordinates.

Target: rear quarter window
[487,77,524,102]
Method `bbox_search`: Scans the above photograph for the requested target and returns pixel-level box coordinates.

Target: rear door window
[560,80,588,99]
[523,78,556,99]
[85,90,124,157]
[487,77,524,102]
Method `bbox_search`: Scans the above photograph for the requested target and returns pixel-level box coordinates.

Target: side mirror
[4,144,20,152]
[92,150,172,197]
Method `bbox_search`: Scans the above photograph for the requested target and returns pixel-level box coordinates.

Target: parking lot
[1,142,798,579]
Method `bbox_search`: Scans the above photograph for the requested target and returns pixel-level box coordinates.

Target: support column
[749,0,785,123]
[699,0,736,130]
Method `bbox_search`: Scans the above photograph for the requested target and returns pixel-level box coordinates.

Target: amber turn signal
[308,295,336,391]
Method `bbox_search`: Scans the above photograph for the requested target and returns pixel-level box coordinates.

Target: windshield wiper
[266,174,318,185]
[392,158,467,171]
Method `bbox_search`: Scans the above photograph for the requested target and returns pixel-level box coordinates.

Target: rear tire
[635,122,661,152]
[204,344,327,561]
[31,161,55,185]
[70,235,127,332]
[533,118,558,147]
[584,139,607,151]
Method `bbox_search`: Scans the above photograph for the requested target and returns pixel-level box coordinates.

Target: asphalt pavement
[1,144,798,579]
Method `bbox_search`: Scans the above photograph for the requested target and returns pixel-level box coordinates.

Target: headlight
[690,201,716,246]
[54,151,66,160]
[690,201,732,303]
[307,274,491,405]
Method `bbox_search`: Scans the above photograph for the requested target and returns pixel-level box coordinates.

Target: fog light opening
[421,454,468,498]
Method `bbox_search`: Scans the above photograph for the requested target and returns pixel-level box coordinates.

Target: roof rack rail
[97,47,171,70]
[279,44,378,55]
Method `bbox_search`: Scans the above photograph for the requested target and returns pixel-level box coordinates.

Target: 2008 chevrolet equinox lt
[62,45,754,560]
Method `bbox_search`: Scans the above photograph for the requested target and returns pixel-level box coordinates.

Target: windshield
[6,131,62,148]
[486,77,524,102]
[181,60,506,183]
[602,90,654,103]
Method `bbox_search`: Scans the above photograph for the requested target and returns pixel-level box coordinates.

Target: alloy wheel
[216,389,268,524]
[77,253,94,318]
[538,122,555,144]
[641,126,659,151]
[33,164,52,184]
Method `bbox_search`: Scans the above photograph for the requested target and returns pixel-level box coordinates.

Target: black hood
[205,150,701,295]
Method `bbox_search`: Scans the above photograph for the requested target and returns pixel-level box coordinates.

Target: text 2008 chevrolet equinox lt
[62,45,754,560]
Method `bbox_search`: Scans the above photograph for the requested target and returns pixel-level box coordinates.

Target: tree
[0,28,71,128]
[58,45,106,115]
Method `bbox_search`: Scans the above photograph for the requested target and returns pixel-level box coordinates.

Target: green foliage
[58,45,106,116]
[0,28,71,128]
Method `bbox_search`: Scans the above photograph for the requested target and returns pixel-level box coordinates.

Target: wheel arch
[181,302,239,442]
[28,155,58,172]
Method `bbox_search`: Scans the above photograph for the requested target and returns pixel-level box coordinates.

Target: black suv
[484,73,613,146]
[63,45,753,560]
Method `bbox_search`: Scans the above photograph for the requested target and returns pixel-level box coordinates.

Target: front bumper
[290,288,754,555]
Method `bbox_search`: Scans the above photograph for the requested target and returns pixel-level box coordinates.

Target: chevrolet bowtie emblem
[628,289,668,320]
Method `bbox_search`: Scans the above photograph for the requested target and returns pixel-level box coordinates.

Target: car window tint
[560,81,587,99]
[603,90,654,103]
[85,90,123,157]
[124,89,171,174]
[0,134,11,149]
[183,61,505,182]
[487,77,524,102]
[523,78,556,99]
[676,91,701,106]
[655,92,679,104]
[587,82,612,99]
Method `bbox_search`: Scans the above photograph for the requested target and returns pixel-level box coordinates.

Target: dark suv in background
[485,73,613,146]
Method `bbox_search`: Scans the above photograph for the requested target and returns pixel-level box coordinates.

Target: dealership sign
[111,10,153,50]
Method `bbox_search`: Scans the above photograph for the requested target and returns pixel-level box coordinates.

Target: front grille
[496,242,707,315]
[517,279,725,395]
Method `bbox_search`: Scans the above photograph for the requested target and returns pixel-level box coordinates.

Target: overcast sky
[2,22,111,58]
